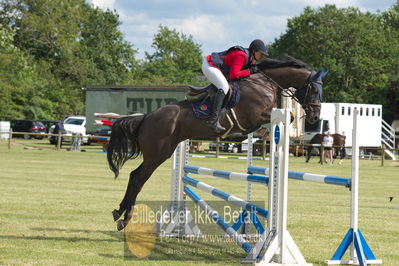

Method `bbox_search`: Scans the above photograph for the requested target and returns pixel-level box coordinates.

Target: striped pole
[189,154,264,160]
[184,186,253,253]
[183,175,268,218]
[184,165,268,185]
[247,166,351,188]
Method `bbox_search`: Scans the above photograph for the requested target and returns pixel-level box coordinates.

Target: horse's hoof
[112,209,121,221]
[117,220,126,231]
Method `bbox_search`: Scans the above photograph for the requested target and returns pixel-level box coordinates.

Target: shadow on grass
[0,233,122,243]
[26,227,244,262]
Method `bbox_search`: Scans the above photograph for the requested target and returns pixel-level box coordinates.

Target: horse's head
[294,69,327,124]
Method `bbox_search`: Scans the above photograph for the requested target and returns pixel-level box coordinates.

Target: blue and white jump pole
[183,186,254,253]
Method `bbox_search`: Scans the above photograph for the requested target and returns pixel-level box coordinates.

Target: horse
[305,133,346,164]
[107,56,328,231]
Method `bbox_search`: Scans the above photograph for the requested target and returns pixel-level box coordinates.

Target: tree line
[0,0,398,122]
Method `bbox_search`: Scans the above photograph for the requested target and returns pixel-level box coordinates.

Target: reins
[253,70,313,107]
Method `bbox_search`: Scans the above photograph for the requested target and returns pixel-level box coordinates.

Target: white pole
[268,115,277,235]
[350,109,359,261]
[170,141,188,203]
[279,109,291,263]
[247,133,253,202]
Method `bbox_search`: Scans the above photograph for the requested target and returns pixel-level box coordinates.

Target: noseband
[285,72,322,115]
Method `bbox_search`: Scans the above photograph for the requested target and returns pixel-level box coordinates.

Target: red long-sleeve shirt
[207,49,252,80]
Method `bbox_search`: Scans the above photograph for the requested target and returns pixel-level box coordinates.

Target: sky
[89,0,397,59]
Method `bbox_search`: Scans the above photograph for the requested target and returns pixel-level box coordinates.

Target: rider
[202,39,268,133]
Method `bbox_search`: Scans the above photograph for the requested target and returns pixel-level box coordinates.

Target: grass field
[0,139,398,265]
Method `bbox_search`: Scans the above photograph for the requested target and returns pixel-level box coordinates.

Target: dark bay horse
[107,57,328,230]
[305,133,346,164]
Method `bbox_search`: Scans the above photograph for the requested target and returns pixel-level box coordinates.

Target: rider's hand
[249,64,259,74]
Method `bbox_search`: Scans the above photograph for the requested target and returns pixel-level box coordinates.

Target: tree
[77,4,138,85]
[0,23,39,120]
[270,5,398,121]
[0,0,139,119]
[381,1,399,121]
[140,25,203,85]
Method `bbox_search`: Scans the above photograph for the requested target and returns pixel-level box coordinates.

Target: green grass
[0,139,398,265]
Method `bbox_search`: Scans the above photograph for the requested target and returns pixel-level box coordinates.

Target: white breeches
[201,58,229,95]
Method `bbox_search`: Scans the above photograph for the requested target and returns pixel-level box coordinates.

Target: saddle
[185,82,241,119]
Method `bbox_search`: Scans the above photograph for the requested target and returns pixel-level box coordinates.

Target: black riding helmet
[249,39,268,56]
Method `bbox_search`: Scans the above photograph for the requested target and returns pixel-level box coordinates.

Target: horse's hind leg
[112,163,143,222]
[113,160,162,231]
[305,146,312,163]
[113,144,178,231]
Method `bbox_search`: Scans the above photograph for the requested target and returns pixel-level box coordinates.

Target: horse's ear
[314,68,328,80]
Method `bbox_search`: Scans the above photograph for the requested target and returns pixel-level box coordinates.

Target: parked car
[208,142,237,152]
[40,120,58,133]
[49,116,91,144]
[241,138,266,156]
[10,120,46,139]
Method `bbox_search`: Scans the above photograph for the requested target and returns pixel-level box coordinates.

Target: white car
[49,116,91,144]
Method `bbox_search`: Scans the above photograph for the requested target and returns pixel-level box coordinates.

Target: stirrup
[207,120,226,133]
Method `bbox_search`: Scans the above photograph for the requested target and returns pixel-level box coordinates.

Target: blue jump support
[247,165,351,188]
[183,175,268,218]
[330,228,378,266]
[184,186,253,253]
[184,165,268,185]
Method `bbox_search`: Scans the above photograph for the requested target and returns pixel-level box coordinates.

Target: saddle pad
[190,82,241,119]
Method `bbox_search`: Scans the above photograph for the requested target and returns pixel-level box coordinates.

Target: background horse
[107,56,327,230]
[305,133,346,164]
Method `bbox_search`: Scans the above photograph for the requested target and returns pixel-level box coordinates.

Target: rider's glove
[249,64,259,74]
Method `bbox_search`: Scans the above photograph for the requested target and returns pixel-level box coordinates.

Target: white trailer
[282,96,396,159]
[304,103,382,146]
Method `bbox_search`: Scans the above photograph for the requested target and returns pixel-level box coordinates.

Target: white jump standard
[325,109,382,266]
[250,108,381,266]
[253,108,311,265]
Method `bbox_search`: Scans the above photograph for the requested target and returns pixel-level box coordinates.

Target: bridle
[290,73,322,115]
[254,70,321,116]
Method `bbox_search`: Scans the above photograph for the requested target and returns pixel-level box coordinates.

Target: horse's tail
[107,114,146,178]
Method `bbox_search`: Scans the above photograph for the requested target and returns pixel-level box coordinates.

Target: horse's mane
[257,55,309,70]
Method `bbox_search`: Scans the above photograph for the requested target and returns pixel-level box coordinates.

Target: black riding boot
[206,89,226,133]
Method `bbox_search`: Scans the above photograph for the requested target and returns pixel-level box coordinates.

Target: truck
[84,85,187,135]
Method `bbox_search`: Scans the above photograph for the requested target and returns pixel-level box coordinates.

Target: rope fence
[0,130,397,165]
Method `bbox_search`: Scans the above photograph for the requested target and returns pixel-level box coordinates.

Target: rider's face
[254,51,266,61]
